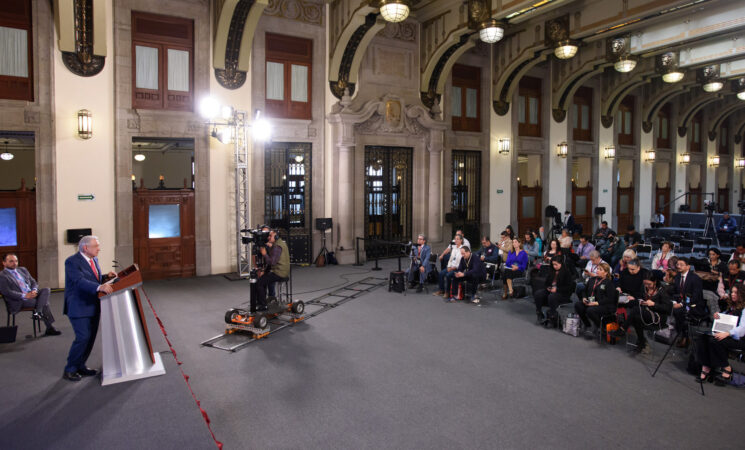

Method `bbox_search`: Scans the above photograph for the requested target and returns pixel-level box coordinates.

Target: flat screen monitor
[0,208,18,246]
[148,204,180,239]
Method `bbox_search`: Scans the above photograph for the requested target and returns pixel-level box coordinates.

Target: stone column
[597,123,615,228]
[337,139,356,252]
[428,132,443,243]
[674,133,688,212]
[489,107,513,238]
[638,128,654,230]
[548,115,569,212]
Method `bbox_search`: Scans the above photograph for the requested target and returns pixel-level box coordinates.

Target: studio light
[604,145,616,160]
[134,153,146,162]
[479,19,504,44]
[379,0,409,23]
[680,153,691,165]
[614,56,637,73]
[557,141,568,158]
[199,97,220,120]
[77,109,92,139]
[498,138,510,155]
[554,40,578,60]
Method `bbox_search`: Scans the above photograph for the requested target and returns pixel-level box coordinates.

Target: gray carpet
[2,260,743,449]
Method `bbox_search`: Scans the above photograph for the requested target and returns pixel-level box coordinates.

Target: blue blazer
[411,244,432,271]
[64,252,103,318]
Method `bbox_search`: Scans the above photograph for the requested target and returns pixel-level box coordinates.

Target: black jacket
[617,268,647,299]
[584,277,618,307]
[645,287,673,320]
[671,271,706,319]
[543,266,574,296]
[457,254,486,279]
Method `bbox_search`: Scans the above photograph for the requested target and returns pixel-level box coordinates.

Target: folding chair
[4,301,41,339]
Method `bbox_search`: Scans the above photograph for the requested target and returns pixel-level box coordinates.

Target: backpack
[389,271,406,293]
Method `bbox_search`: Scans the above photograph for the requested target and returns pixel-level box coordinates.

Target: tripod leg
[652,332,679,377]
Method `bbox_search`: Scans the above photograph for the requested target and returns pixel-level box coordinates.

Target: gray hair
[417,234,427,242]
[589,250,600,259]
[78,235,99,253]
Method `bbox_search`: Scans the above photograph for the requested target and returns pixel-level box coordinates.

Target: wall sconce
[77,109,92,139]
[644,149,656,162]
[556,141,568,158]
[498,138,510,155]
[604,145,616,160]
[680,153,691,165]
[736,157,745,169]
[709,155,720,167]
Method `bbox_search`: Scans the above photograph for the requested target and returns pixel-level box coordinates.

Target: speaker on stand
[594,207,606,228]
[314,218,332,267]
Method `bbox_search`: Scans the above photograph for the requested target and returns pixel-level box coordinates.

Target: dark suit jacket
[671,271,706,319]
[64,252,103,318]
[0,267,38,314]
[544,267,574,296]
[457,254,486,279]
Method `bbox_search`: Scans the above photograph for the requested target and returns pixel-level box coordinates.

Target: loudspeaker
[67,228,92,244]
[315,218,332,231]
[594,207,606,215]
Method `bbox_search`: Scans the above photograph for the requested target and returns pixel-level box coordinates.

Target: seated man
[435,235,463,298]
[718,212,737,234]
[623,225,642,249]
[0,253,60,336]
[439,230,470,270]
[652,210,665,228]
[594,221,613,242]
[252,229,289,312]
[575,235,595,267]
[476,236,500,282]
[670,257,706,348]
[496,231,513,257]
[405,234,431,293]
[450,246,486,304]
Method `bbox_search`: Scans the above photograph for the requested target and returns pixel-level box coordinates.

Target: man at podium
[62,236,116,382]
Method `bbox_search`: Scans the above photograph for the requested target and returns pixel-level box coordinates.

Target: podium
[99,265,165,386]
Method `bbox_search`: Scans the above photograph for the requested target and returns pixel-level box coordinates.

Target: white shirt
[447,245,463,269]
[584,260,611,280]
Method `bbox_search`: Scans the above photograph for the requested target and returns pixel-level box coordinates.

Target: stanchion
[354,237,364,266]
[372,255,382,271]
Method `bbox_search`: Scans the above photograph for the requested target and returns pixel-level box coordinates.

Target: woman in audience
[505,225,516,240]
[523,232,541,261]
[575,262,618,339]
[502,239,529,299]
[707,248,727,276]
[543,239,563,263]
[651,241,674,277]
[531,229,544,255]
[616,258,647,303]
[613,249,637,279]
[611,272,672,354]
[559,228,573,250]
[533,255,573,328]
[695,281,745,386]
[661,256,680,297]
[700,248,727,314]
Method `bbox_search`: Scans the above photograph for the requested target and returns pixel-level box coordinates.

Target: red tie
[89,259,98,279]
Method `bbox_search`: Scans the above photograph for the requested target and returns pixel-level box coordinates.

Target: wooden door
[517,184,542,235]
[718,187,729,213]
[133,189,195,280]
[656,183,670,220]
[0,187,36,279]
[572,182,592,236]
[617,184,635,232]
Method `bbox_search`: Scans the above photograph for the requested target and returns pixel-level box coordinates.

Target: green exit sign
[77,194,95,201]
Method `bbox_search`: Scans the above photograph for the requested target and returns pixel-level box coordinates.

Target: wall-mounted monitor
[0,208,18,246]
[148,204,180,238]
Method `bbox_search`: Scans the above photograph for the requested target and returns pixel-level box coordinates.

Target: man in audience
[405,234,431,293]
[439,230,470,270]
[652,210,665,228]
[0,253,60,336]
[623,225,642,249]
[576,235,595,266]
[476,236,499,264]
[718,212,736,234]
[671,257,705,348]
[450,246,486,304]
[730,241,745,270]
[497,231,513,257]
[563,210,577,235]
[594,221,613,241]
[435,235,463,298]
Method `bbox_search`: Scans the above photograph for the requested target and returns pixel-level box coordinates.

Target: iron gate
[265,142,312,263]
[365,146,412,258]
[452,150,481,244]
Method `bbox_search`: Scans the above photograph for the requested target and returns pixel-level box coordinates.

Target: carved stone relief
[378,22,417,42]
[264,0,323,26]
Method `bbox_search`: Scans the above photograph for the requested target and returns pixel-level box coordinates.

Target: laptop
[712,313,739,334]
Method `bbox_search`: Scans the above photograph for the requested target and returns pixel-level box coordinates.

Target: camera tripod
[702,206,720,248]
[314,229,331,266]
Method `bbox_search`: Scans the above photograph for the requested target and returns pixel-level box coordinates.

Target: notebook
[712,313,739,334]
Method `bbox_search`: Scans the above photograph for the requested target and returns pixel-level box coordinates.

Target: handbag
[605,322,619,344]
[562,313,580,337]
[0,325,18,343]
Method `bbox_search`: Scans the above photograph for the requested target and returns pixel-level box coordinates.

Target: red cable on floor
[140,287,223,450]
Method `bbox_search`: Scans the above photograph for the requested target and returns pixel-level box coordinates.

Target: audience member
[439,230,471,269]
[613,249,637,277]
[542,239,563,266]
[476,236,500,265]
[450,246,487,304]
[611,272,672,354]
[652,210,665,228]
[606,232,627,267]
[405,234,431,293]
[717,260,745,311]
[576,250,609,298]
[623,225,642,249]
[729,241,745,270]
[502,239,529,299]
[594,221,613,241]
[670,257,706,348]
[523,232,542,261]
[695,282,745,386]
[576,235,595,264]
[435,235,463,298]
[497,231,513,257]
[717,212,737,234]
[707,248,727,275]
[558,229,573,250]
[0,253,60,336]
[532,229,544,255]
[563,210,577,235]
[651,241,674,277]
[534,255,573,328]
[616,258,647,303]
[538,226,547,244]
[505,225,516,240]
[575,262,618,339]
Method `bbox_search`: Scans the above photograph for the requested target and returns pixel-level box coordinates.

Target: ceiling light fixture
[379,0,410,23]
[614,56,637,73]
[134,153,146,162]
[0,140,13,161]
[554,40,578,59]
[479,19,505,44]
[658,52,684,83]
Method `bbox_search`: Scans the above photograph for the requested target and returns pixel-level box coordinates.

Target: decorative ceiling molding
[640,80,696,133]
[213,0,268,90]
[420,33,475,109]
[378,22,417,42]
[329,12,385,99]
[706,99,744,141]
[263,0,323,26]
[677,93,724,138]
[57,0,106,77]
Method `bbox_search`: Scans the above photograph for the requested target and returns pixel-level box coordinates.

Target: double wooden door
[688,185,702,212]
[617,185,635,232]
[572,183,592,236]
[517,185,542,235]
[656,183,670,219]
[133,189,195,280]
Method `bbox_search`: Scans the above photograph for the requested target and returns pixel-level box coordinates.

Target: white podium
[99,265,165,386]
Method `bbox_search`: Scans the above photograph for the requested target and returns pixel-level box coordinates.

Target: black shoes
[416,285,423,293]
[63,371,82,382]
[256,305,268,312]
[44,327,61,336]
[78,367,98,377]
